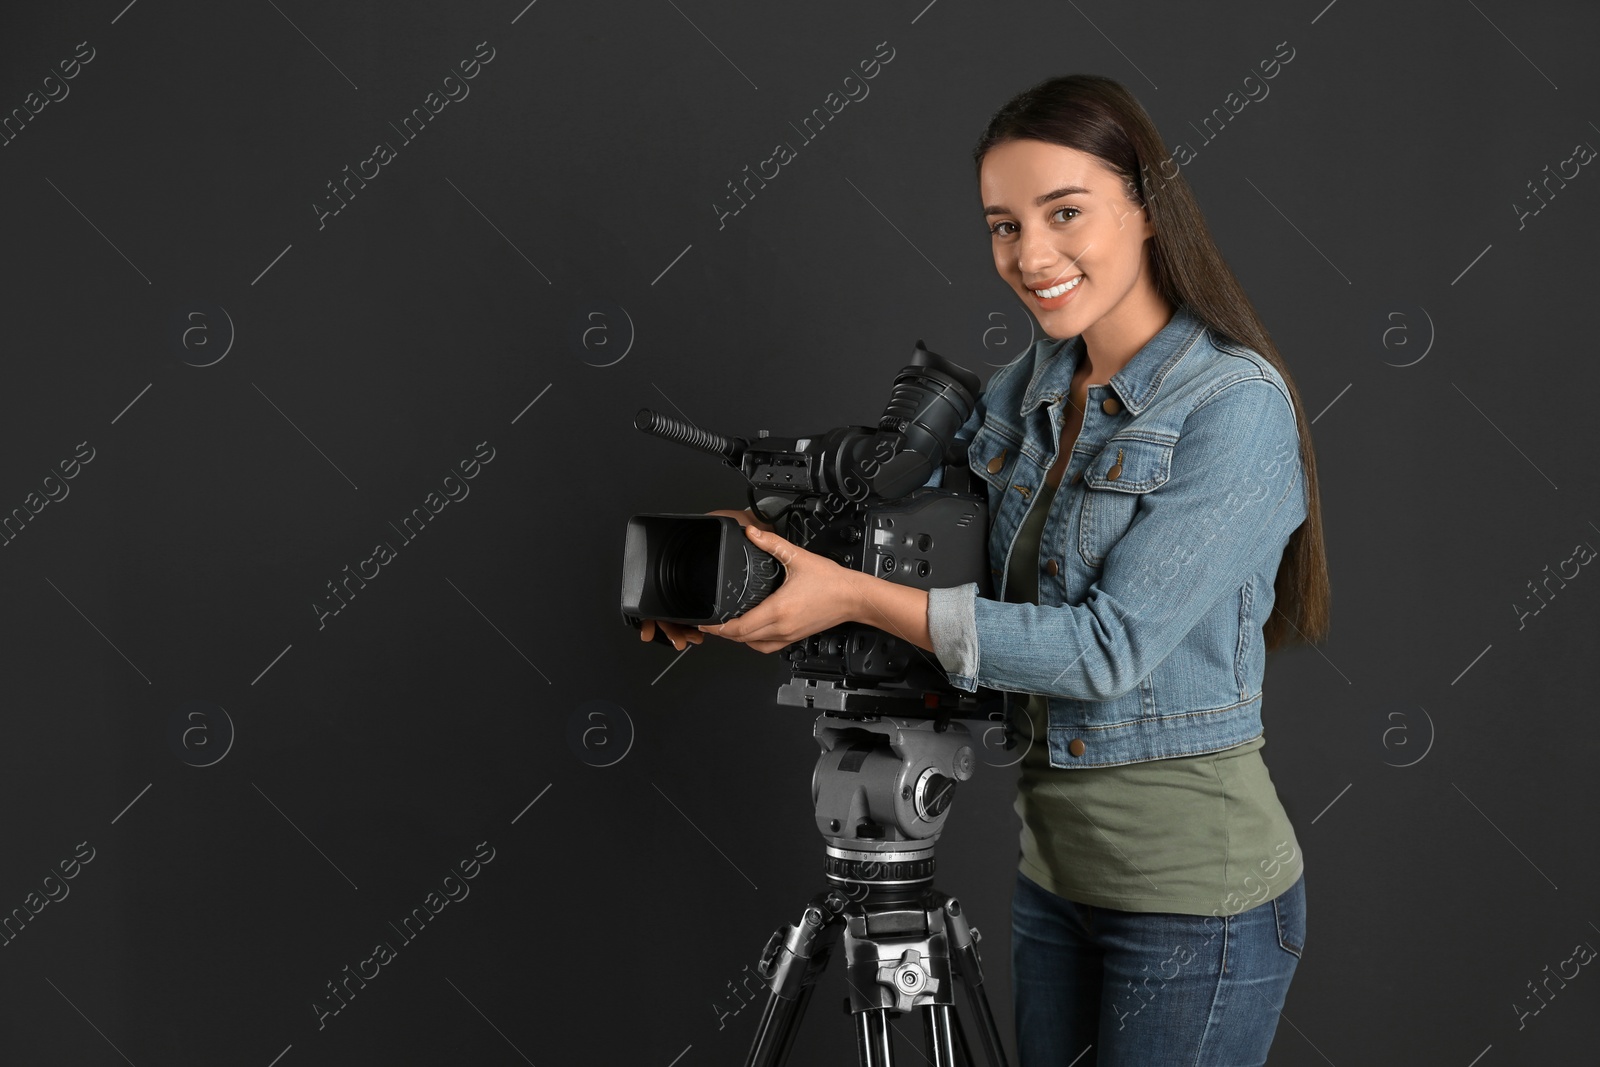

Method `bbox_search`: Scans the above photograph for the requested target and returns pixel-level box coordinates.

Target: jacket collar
[1019,303,1207,419]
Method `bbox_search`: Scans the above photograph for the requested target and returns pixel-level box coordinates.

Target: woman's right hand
[637,508,777,650]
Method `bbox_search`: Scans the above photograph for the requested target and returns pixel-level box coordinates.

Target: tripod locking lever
[876,948,941,1014]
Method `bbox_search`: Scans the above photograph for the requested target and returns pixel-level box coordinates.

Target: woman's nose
[1018,233,1075,276]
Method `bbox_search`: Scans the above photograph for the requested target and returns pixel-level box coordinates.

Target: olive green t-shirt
[1004,474,1304,915]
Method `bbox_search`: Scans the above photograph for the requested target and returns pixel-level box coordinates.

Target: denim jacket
[924,304,1308,768]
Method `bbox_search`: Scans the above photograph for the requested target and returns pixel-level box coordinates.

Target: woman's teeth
[1031,276,1082,298]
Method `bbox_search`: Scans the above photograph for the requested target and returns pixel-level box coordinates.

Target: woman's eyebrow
[982,184,1093,216]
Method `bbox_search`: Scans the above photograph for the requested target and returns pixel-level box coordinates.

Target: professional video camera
[620,341,1017,1064]
[620,339,998,719]
[619,339,1016,1062]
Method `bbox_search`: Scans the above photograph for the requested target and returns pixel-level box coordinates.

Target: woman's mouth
[1028,274,1083,310]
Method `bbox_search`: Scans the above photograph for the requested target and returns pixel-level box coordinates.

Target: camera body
[621,340,997,715]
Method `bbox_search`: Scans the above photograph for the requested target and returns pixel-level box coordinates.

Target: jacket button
[1045,559,1058,576]
[1067,738,1086,756]
[986,450,1007,474]
[1101,397,1122,415]
[991,567,1001,576]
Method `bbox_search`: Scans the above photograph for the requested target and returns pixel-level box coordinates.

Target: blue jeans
[1010,868,1305,1066]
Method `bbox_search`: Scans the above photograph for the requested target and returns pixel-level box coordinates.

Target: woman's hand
[637,508,777,650]
[696,525,861,654]
[638,617,703,651]
[706,507,776,533]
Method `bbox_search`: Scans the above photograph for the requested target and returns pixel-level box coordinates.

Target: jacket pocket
[1233,576,1255,699]
[968,421,1021,517]
[1076,434,1176,567]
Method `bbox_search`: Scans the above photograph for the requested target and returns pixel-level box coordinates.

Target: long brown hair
[973,73,1330,650]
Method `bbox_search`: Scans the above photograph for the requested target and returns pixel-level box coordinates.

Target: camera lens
[656,522,721,618]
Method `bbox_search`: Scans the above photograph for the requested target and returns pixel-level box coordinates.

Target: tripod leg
[745,977,817,1067]
[745,896,842,1067]
[921,1004,959,1066]
[956,980,1008,1066]
[854,1007,897,1066]
[948,1002,976,1067]
[943,898,1012,1067]
[768,972,819,1065]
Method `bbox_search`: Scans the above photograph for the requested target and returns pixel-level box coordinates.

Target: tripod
[743,710,1012,1067]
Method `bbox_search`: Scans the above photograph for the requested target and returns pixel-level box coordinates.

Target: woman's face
[979,138,1160,344]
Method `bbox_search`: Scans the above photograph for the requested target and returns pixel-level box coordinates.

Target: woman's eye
[988,207,1079,237]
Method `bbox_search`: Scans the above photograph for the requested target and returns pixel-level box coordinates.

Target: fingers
[698,619,739,643]
[639,618,704,651]
[700,623,782,655]
[668,622,703,651]
[706,508,778,534]
[745,524,796,561]
[704,617,777,643]
[700,608,785,646]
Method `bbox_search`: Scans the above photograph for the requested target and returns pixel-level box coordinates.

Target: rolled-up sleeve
[935,377,1307,700]
[925,389,987,684]
[928,582,980,681]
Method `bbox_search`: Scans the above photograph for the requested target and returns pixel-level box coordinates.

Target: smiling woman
[943,74,1331,1067]
[681,72,1332,1066]
[979,137,1169,370]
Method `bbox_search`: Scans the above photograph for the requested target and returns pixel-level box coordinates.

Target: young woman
[641,73,1330,1066]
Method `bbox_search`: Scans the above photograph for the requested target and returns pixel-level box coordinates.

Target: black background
[2,1,1597,1064]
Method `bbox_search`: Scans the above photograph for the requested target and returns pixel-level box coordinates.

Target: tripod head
[810,710,982,895]
[748,709,1015,1065]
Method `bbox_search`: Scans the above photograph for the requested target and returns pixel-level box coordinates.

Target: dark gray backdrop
[2,1,1596,1064]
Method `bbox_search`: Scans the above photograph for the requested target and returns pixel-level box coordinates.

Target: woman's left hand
[698,525,860,654]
